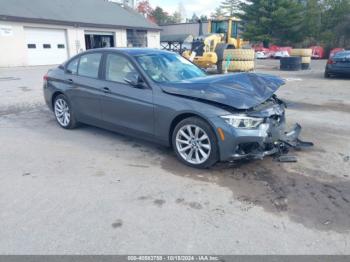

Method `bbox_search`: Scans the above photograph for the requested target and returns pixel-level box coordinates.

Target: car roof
[83,48,174,57]
[63,48,177,67]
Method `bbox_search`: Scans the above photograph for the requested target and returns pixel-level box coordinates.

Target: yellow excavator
[183,17,254,73]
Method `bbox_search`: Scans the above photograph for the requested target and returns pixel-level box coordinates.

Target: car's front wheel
[53,94,78,129]
[172,117,219,169]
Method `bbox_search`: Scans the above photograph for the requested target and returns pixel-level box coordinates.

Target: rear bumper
[326,65,350,75]
[43,83,53,110]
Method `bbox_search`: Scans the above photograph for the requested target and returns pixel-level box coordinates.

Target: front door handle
[102,87,111,94]
[67,78,74,83]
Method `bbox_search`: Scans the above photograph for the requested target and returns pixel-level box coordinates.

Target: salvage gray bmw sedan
[44,48,310,168]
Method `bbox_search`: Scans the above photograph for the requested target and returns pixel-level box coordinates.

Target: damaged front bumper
[213,113,313,163]
[228,123,313,162]
[208,96,314,163]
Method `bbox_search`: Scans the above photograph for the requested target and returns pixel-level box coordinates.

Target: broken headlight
[221,115,264,129]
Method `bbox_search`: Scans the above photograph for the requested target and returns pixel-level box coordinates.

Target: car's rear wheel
[172,117,219,169]
[54,94,78,129]
[324,70,331,78]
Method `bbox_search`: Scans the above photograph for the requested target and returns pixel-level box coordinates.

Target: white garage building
[0,0,160,67]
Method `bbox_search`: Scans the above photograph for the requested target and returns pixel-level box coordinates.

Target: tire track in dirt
[161,156,350,233]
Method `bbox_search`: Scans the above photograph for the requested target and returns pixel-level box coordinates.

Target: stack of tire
[280,56,302,71]
[290,48,312,70]
[221,49,255,73]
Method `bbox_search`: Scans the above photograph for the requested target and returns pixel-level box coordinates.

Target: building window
[57,44,65,49]
[127,29,147,48]
[27,44,36,49]
[84,34,115,50]
[43,44,51,49]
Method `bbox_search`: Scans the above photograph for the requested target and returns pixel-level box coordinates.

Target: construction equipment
[182,17,254,73]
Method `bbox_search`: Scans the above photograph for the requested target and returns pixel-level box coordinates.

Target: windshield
[334,51,350,59]
[211,21,228,34]
[135,52,207,83]
[231,21,238,38]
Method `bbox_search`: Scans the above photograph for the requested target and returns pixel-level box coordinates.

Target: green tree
[211,7,226,19]
[298,0,322,46]
[151,7,170,24]
[220,0,242,16]
[189,13,199,22]
[171,11,182,23]
[199,15,208,22]
[240,0,304,46]
[334,14,350,48]
[320,0,350,48]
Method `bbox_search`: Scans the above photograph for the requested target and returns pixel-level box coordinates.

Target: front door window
[105,54,137,83]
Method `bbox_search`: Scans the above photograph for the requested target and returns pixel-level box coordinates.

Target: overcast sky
[147,0,219,17]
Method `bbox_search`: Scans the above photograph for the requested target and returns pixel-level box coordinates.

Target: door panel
[100,53,154,136]
[101,82,154,136]
[68,76,103,122]
[65,53,103,122]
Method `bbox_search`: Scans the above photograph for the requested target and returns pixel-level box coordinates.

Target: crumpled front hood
[160,73,285,109]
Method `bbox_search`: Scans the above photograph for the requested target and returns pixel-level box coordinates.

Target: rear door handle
[102,87,111,94]
[67,78,74,84]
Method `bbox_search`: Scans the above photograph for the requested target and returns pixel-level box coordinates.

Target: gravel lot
[0,59,349,254]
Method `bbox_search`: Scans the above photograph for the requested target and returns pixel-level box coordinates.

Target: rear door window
[78,53,102,79]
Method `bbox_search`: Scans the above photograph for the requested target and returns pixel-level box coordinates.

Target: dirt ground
[0,59,349,254]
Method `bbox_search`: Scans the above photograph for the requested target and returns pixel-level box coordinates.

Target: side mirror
[124,72,145,88]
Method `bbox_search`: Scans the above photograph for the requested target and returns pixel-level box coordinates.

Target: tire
[324,70,330,78]
[280,56,301,65]
[53,94,78,129]
[301,56,311,64]
[280,57,301,71]
[172,117,219,169]
[223,60,255,72]
[223,49,255,61]
[290,49,312,57]
[280,64,302,71]
[301,63,310,70]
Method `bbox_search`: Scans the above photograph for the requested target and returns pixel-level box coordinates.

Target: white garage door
[24,28,68,66]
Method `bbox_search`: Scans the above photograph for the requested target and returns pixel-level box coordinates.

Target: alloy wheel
[54,98,71,127]
[175,124,211,165]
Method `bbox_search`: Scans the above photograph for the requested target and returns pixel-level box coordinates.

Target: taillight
[327,59,335,65]
[43,74,48,82]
